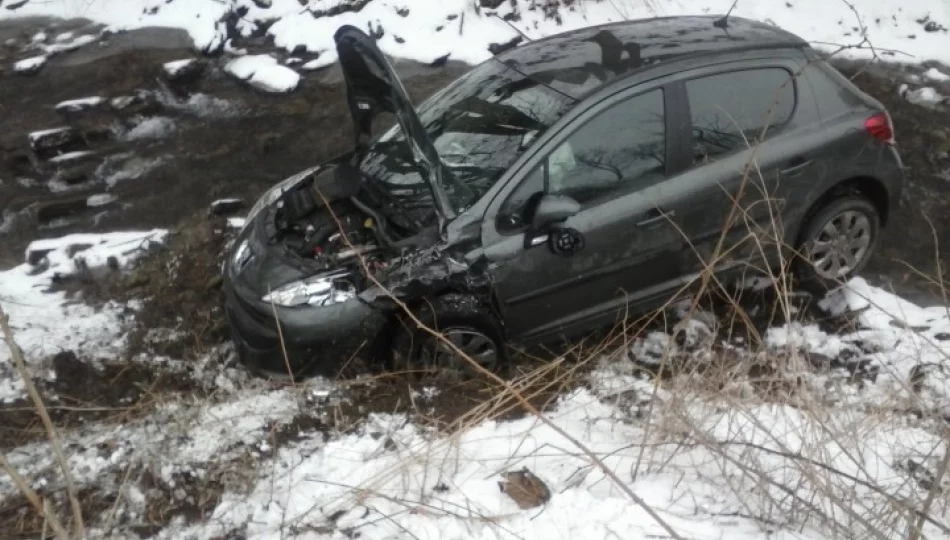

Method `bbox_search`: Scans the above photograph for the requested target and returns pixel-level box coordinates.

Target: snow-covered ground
[4,236,950,539]
[4,0,950,79]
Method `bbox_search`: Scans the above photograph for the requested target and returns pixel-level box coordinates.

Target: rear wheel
[793,195,880,294]
[391,293,507,378]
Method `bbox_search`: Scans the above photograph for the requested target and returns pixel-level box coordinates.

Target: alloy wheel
[806,210,873,280]
[419,327,500,374]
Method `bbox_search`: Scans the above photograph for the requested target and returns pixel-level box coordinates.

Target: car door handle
[780,158,813,175]
[636,208,674,227]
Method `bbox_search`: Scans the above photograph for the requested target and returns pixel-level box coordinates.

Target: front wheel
[793,195,880,294]
[391,293,507,378]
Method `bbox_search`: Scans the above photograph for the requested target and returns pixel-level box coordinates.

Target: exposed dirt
[0,20,469,268]
[0,350,206,450]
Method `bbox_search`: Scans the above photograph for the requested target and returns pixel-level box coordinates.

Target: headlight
[261,271,356,307]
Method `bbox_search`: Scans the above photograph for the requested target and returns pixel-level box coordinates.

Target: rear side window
[686,68,796,163]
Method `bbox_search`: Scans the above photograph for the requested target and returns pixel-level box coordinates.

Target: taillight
[865,112,895,145]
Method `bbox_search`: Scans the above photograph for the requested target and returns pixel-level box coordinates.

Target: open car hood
[333,25,457,226]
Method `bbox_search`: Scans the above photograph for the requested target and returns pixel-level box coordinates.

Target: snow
[163,58,196,78]
[122,116,177,141]
[47,150,95,164]
[900,83,947,105]
[40,33,96,54]
[27,126,71,144]
[54,96,105,112]
[86,193,118,207]
[2,0,950,67]
[0,230,167,403]
[924,66,950,81]
[13,54,46,73]
[224,54,300,93]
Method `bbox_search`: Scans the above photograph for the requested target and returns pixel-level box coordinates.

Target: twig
[0,452,70,540]
[0,302,85,538]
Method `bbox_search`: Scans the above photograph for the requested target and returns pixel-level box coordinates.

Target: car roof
[495,15,809,100]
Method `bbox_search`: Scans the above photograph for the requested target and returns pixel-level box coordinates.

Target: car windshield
[359,59,575,216]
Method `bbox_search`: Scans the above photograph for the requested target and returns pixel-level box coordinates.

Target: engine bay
[276,198,389,275]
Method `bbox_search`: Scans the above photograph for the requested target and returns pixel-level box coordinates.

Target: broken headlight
[261,271,356,308]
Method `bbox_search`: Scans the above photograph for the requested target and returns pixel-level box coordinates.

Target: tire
[391,293,508,377]
[792,194,880,295]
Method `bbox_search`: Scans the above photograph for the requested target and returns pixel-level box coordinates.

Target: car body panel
[334,24,470,226]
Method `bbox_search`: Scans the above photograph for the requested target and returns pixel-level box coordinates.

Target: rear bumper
[223,277,388,378]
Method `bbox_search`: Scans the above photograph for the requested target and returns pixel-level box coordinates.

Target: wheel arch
[795,175,890,248]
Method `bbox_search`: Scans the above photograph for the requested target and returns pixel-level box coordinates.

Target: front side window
[498,89,666,230]
[687,68,796,164]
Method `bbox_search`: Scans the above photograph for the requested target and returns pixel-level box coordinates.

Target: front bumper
[223,276,389,378]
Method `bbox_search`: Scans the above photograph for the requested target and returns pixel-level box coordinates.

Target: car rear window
[686,67,796,163]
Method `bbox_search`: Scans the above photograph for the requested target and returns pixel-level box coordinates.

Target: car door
[479,85,694,343]
[661,59,826,280]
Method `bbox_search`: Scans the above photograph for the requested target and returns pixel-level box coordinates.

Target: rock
[28,127,81,154]
[54,96,106,114]
[209,198,245,216]
[205,275,224,290]
[5,0,29,11]
[480,0,505,8]
[163,58,204,82]
[56,162,98,186]
[252,0,273,7]
[27,247,54,266]
[498,468,550,509]
[35,195,91,224]
[429,54,450,68]
[13,55,47,75]
[489,36,523,56]
[87,193,117,207]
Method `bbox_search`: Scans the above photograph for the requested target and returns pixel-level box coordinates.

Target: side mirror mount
[531,193,581,230]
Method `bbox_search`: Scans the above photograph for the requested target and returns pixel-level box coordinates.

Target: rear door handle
[636,208,674,227]
[780,158,813,175]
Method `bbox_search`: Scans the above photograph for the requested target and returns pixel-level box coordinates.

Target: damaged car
[223,16,904,378]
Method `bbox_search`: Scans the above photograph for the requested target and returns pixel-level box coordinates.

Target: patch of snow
[99,155,165,187]
[924,67,950,82]
[54,96,105,112]
[4,0,950,68]
[109,95,138,110]
[1,230,167,403]
[47,150,95,164]
[162,57,195,77]
[225,54,300,93]
[122,116,176,141]
[901,84,947,106]
[156,90,237,118]
[25,230,167,280]
[226,217,246,229]
[40,33,96,54]
[13,55,47,73]
[27,126,71,145]
[301,55,334,71]
[86,193,118,207]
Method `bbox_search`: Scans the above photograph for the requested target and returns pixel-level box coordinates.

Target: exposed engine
[276,198,390,276]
